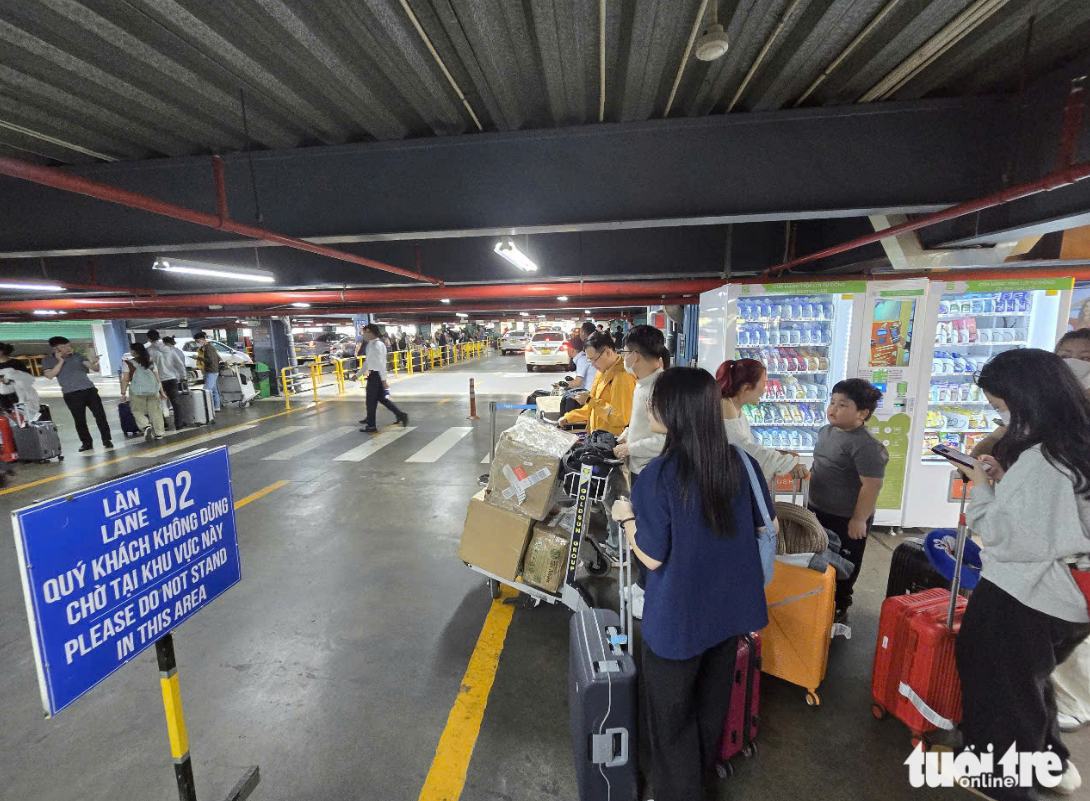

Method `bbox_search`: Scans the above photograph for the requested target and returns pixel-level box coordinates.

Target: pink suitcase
[716,632,761,778]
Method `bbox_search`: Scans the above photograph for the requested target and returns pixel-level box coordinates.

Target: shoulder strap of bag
[734,445,774,530]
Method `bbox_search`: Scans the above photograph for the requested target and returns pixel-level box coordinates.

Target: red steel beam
[0,279,719,312]
[0,155,443,285]
[766,159,1090,277]
[0,296,690,321]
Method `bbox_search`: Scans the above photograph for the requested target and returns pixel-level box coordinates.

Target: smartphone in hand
[931,444,987,471]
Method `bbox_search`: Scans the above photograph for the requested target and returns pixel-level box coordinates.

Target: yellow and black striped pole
[156,634,198,801]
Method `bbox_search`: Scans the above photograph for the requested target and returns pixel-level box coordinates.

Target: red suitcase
[716,632,761,778]
[871,480,971,745]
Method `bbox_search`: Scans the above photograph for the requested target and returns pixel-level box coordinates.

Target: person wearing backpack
[611,367,770,801]
[955,348,1090,799]
[120,342,168,442]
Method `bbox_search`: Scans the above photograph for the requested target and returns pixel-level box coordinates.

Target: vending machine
[722,281,868,460]
[901,276,1074,528]
[850,279,934,528]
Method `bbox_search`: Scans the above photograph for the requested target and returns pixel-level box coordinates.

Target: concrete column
[92,320,128,377]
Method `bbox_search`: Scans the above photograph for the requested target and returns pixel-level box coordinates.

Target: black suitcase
[118,401,141,437]
[569,608,638,801]
[885,537,950,598]
[12,419,63,462]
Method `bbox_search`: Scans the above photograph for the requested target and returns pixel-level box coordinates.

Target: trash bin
[254,362,272,398]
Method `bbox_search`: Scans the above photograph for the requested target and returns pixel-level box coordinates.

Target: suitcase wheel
[715,761,734,780]
[871,703,887,721]
[742,742,757,758]
[486,578,501,600]
[57,455,64,461]
[806,691,821,707]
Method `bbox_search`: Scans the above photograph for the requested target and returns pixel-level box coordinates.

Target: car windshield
[213,343,231,353]
[532,333,563,342]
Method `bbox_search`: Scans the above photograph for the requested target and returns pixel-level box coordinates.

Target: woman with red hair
[716,358,809,483]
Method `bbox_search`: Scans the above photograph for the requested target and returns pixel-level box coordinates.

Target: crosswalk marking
[136,424,259,457]
[228,426,307,455]
[263,425,356,460]
[481,452,491,463]
[405,427,473,463]
[334,426,416,462]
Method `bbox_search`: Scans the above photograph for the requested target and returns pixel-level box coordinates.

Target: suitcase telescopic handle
[947,475,971,629]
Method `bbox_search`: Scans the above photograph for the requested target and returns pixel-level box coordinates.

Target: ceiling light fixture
[152,257,275,283]
[33,309,66,315]
[584,309,592,315]
[557,295,568,301]
[519,312,529,317]
[695,3,729,61]
[441,298,451,304]
[456,312,469,318]
[494,238,538,272]
[0,281,65,292]
[291,302,311,308]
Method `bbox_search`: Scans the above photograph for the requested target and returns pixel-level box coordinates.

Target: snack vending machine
[724,281,868,459]
[901,276,1074,528]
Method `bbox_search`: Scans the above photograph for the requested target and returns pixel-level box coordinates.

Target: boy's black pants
[809,506,872,611]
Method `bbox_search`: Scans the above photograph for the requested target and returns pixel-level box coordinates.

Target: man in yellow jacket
[558,331,636,435]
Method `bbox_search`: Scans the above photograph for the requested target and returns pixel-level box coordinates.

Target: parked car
[499,331,530,355]
[293,333,355,362]
[180,339,253,382]
[524,331,572,372]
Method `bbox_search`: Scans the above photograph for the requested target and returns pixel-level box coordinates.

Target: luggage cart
[467,403,620,612]
[218,364,257,409]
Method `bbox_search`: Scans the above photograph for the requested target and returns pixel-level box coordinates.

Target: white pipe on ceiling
[664,0,709,118]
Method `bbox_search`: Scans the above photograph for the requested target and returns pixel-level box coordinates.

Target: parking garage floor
[2,351,1086,801]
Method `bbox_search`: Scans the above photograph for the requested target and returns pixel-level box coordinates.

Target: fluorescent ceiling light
[456,312,469,318]
[519,312,529,316]
[584,310,591,315]
[494,238,538,272]
[441,298,451,304]
[291,302,311,308]
[557,295,568,301]
[152,257,274,284]
[33,309,65,315]
[0,281,65,292]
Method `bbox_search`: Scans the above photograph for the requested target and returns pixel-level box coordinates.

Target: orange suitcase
[759,560,836,707]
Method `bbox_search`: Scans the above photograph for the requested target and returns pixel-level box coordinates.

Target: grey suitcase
[12,419,62,462]
[186,388,215,426]
[569,505,638,801]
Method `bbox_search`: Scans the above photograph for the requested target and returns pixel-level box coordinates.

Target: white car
[499,331,530,355]
[524,331,572,372]
[181,339,253,380]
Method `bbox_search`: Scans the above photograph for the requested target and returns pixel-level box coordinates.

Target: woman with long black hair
[955,348,1090,799]
[611,367,770,801]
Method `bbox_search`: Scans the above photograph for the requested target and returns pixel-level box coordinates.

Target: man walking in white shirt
[358,324,409,433]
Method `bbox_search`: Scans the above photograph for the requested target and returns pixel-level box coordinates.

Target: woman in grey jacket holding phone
[955,348,1090,799]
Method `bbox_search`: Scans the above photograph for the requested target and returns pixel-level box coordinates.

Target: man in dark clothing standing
[358,324,409,433]
[41,336,113,452]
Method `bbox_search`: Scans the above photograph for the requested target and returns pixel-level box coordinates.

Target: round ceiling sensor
[695,24,729,61]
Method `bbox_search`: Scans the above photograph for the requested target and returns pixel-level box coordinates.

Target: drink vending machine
[722,281,868,460]
[900,276,1074,528]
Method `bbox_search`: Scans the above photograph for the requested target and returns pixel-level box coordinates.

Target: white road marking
[228,426,308,455]
[481,452,491,463]
[333,426,417,462]
[405,427,473,463]
[136,424,259,457]
[263,425,356,460]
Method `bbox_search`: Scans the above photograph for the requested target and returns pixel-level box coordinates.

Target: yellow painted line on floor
[234,480,291,510]
[417,589,516,801]
[438,397,453,404]
[0,404,318,498]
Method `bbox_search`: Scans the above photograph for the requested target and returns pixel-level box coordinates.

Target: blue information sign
[11,447,241,717]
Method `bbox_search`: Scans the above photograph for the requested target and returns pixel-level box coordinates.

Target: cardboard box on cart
[484,416,577,521]
[521,515,574,593]
[459,490,535,582]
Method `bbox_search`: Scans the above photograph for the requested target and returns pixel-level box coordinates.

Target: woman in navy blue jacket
[612,366,771,801]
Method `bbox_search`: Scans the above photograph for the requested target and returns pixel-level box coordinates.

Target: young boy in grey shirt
[808,378,887,623]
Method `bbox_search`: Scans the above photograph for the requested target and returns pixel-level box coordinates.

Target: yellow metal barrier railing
[280,364,318,410]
